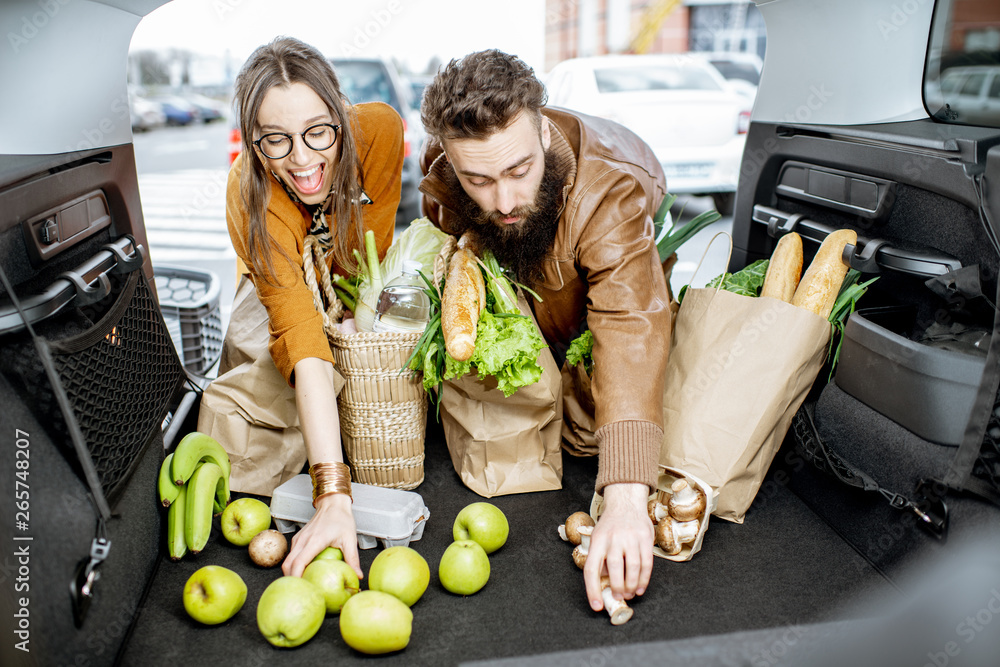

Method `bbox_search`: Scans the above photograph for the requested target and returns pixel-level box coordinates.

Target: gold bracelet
[310,461,353,508]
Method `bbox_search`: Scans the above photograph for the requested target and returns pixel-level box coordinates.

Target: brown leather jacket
[419,107,670,492]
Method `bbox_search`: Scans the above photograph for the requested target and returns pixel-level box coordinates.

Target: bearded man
[419,50,672,613]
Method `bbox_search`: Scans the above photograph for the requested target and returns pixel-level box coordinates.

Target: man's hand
[583,482,654,611]
[281,493,363,579]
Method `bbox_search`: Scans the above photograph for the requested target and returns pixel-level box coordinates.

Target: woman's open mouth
[289,163,325,196]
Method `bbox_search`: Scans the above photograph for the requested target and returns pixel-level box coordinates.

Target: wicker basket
[304,238,427,490]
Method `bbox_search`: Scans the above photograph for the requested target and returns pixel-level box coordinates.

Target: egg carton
[269,474,430,550]
[590,465,717,562]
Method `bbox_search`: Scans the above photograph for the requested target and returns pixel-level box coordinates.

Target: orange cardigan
[226,101,404,385]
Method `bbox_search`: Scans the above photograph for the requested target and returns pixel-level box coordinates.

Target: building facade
[544,0,765,71]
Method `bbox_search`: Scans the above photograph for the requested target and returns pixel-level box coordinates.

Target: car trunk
[729,115,1000,585]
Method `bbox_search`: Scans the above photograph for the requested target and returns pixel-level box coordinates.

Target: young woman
[226,36,404,578]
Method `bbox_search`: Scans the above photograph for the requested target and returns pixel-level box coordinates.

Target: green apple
[182,565,247,625]
[256,576,326,648]
[339,590,413,654]
[453,502,509,554]
[303,559,360,614]
[367,546,430,607]
[438,540,490,595]
[220,497,272,546]
[312,546,344,562]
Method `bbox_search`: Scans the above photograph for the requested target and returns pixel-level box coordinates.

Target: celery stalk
[365,230,382,292]
[333,274,358,300]
[333,286,356,313]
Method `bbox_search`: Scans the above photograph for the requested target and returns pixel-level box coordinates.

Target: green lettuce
[465,311,546,397]
[566,330,594,375]
[706,259,770,297]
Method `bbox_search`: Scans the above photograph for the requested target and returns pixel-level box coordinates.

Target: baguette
[760,232,803,302]
[441,246,485,361]
[791,229,857,318]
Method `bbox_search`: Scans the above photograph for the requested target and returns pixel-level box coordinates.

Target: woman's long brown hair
[233,36,365,285]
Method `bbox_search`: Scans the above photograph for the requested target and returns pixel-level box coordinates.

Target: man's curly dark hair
[420,49,548,143]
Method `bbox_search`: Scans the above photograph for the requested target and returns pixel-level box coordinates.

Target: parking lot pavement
[139,168,237,374]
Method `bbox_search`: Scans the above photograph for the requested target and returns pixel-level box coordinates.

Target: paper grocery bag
[440,293,564,497]
[561,360,598,456]
[198,276,344,496]
[660,287,830,523]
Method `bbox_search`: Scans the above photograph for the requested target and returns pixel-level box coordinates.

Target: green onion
[332,274,358,301]
[826,269,879,381]
[333,286,356,313]
[653,193,722,263]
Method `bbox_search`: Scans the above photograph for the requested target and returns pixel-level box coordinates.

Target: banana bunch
[158,432,232,560]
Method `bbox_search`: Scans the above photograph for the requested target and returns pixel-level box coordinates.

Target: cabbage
[380,217,452,286]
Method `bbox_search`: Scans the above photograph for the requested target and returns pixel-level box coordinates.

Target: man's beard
[446,149,569,288]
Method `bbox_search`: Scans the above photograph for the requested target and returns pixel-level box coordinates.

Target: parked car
[690,50,763,102]
[329,57,425,226]
[931,65,1000,127]
[545,53,751,215]
[226,57,424,226]
[182,92,227,123]
[405,74,433,112]
[3,1,1000,666]
[129,94,167,132]
[147,94,200,125]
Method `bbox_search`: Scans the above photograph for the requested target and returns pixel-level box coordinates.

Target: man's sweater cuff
[594,420,662,494]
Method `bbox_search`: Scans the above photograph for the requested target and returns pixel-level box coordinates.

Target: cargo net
[0,271,184,502]
[972,387,1000,495]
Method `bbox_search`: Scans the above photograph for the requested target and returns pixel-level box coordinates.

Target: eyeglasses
[253,123,341,159]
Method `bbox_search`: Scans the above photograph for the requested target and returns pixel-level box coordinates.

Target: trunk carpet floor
[121,418,900,666]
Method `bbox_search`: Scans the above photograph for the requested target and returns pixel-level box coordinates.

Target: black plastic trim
[752,204,963,277]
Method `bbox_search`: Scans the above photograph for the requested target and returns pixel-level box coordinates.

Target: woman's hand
[281,492,362,578]
[583,482,654,611]
[287,357,361,578]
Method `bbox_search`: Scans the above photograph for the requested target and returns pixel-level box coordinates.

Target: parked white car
[933,65,1000,127]
[544,54,751,214]
[690,50,763,102]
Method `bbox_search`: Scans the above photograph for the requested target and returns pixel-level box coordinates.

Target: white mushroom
[653,518,700,556]
[600,576,634,626]
[647,498,669,524]
[558,511,595,545]
[248,529,288,567]
[667,478,707,523]
[571,524,594,569]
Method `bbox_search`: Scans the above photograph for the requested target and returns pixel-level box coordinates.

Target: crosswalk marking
[138,168,234,263]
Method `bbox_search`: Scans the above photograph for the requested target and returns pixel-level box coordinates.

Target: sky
[130,0,548,75]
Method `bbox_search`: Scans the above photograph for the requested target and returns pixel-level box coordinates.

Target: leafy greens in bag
[566,330,594,376]
[407,248,547,412]
[678,259,770,303]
